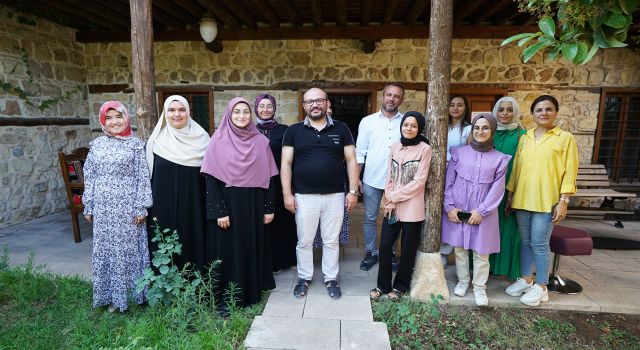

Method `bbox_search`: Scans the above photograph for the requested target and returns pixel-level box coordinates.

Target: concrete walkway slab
[581,287,640,314]
[244,316,340,350]
[574,255,640,272]
[303,294,373,321]
[340,320,391,350]
[575,269,640,288]
[262,291,306,318]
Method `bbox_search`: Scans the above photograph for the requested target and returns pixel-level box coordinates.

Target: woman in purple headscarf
[254,93,298,272]
[201,97,279,312]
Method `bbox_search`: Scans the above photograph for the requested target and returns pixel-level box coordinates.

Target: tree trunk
[410,0,453,303]
[129,0,158,141]
[420,0,453,253]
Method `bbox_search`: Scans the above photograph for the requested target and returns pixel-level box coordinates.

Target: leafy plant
[502,0,639,64]
[135,218,202,307]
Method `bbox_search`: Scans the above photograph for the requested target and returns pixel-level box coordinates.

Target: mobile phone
[457,211,471,222]
[388,211,399,225]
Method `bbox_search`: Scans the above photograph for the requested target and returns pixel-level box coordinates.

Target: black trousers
[376,218,421,293]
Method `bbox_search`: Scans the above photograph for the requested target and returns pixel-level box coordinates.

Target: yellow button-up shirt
[506,126,578,213]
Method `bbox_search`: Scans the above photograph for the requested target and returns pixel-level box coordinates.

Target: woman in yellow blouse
[504,95,578,307]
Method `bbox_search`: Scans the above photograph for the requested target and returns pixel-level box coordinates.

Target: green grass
[0,254,265,350]
[373,296,640,350]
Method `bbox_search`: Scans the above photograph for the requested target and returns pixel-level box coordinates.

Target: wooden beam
[382,0,400,25]
[311,0,323,27]
[59,0,129,28]
[100,0,131,17]
[0,117,89,126]
[76,25,540,42]
[221,0,257,29]
[24,0,117,30]
[491,2,523,26]
[471,0,511,25]
[336,0,348,26]
[129,0,158,141]
[454,0,487,25]
[360,0,372,26]
[176,0,207,21]
[151,2,186,29]
[154,0,198,25]
[0,0,96,30]
[88,84,129,93]
[254,0,280,28]
[405,0,428,25]
[279,0,303,27]
[194,0,240,29]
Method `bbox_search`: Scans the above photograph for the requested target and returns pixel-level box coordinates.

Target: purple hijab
[201,97,278,189]
[254,93,278,130]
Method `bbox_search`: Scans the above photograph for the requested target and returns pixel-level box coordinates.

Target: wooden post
[129,0,158,141]
[410,0,453,302]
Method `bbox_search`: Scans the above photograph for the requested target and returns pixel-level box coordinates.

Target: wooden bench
[569,164,636,219]
[58,147,89,243]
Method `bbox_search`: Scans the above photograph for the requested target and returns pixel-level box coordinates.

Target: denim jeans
[515,210,554,285]
[362,182,384,255]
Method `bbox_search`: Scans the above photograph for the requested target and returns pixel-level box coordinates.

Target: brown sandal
[388,289,404,301]
[370,288,384,300]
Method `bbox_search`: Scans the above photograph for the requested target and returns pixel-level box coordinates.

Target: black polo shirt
[282,116,354,194]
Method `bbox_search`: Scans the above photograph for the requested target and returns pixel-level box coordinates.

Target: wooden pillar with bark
[410,0,453,302]
[129,0,158,141]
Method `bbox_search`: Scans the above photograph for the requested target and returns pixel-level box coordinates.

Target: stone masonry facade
[2,5,640,227]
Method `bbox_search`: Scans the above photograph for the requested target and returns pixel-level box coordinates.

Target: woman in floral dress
[83,101,153,313]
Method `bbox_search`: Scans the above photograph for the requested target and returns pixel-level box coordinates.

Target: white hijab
[493,96,522,131]
[145,95,210,178]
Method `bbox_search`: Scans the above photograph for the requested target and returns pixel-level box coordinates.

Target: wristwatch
[349,189,359,196]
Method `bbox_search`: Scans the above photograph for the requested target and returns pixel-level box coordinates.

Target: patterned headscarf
[468,113,497,152]
[254,93,278,130]
[98,101,132,139]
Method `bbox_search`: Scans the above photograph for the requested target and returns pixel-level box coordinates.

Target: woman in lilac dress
[442,113,511,306]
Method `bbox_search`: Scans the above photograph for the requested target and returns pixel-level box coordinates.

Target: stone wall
[0,6,91,227]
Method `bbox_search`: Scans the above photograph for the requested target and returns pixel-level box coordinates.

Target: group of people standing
[81,83,577,314]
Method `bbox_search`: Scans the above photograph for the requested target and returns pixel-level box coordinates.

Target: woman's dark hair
[449,94,471,136]
[530,95,559,114]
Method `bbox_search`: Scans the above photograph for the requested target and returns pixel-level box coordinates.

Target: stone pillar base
[409,251,450,303]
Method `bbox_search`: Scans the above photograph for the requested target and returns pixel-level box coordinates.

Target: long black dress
[258,124,298,271]
[148,154,207,273]
[205,174,276,307]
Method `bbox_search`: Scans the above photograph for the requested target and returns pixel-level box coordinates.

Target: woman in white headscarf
[146,95,210,273]
[488,96,525,282]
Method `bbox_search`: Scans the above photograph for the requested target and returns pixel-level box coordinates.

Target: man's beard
[307,107,326,120]
[383,103,398,114]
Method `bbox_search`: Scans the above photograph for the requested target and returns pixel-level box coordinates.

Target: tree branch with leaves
[502,0,639,64]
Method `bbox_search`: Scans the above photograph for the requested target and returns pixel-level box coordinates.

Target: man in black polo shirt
[281,87,359,300]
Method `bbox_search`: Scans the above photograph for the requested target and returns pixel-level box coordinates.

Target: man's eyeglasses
[303,98,327,106]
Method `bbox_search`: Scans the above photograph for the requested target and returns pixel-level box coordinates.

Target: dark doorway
[328,94,371,140]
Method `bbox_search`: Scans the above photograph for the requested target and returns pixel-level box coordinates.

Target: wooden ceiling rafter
[58,0,130,28]
[360,0,372,26]
[404,0,428,25]
[220,0,258,29]
[311,0,323,27]
[279,0,303,27]
[151,2,188,29]
[194,0,241,29]
[336,0,347,26]
[493,3,523,26]
[382,0,400,25]
[471,0,513,25]
[454,0,489,25]
[153,0,199,26]
[254,0,280,28]
[39,0,124,31]
[0,0,95,31]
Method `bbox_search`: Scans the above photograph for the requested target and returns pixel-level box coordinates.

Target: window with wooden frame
[158,88,215,134]
[593,89,640,183]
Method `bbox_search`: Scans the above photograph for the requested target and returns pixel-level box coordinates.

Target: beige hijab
[492,96,521,131]
[145,95,210,177]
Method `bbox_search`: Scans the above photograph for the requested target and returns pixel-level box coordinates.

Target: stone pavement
[1,208,640,349]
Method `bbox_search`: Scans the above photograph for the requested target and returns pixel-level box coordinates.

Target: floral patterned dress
[82,136,153,311]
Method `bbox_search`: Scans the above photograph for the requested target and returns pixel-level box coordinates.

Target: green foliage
[135,218,203,307]
[502,0,639,64]
[535,316,577,335]
[0,253,266,349]
[1,46,82,112]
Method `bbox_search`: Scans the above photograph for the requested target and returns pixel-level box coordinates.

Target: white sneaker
[505,278,533,297]
[474,288,488,306]
[453,281,469,297]
[520,284,549,306]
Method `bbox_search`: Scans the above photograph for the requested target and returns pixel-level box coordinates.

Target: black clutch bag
[457,211,471,222]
